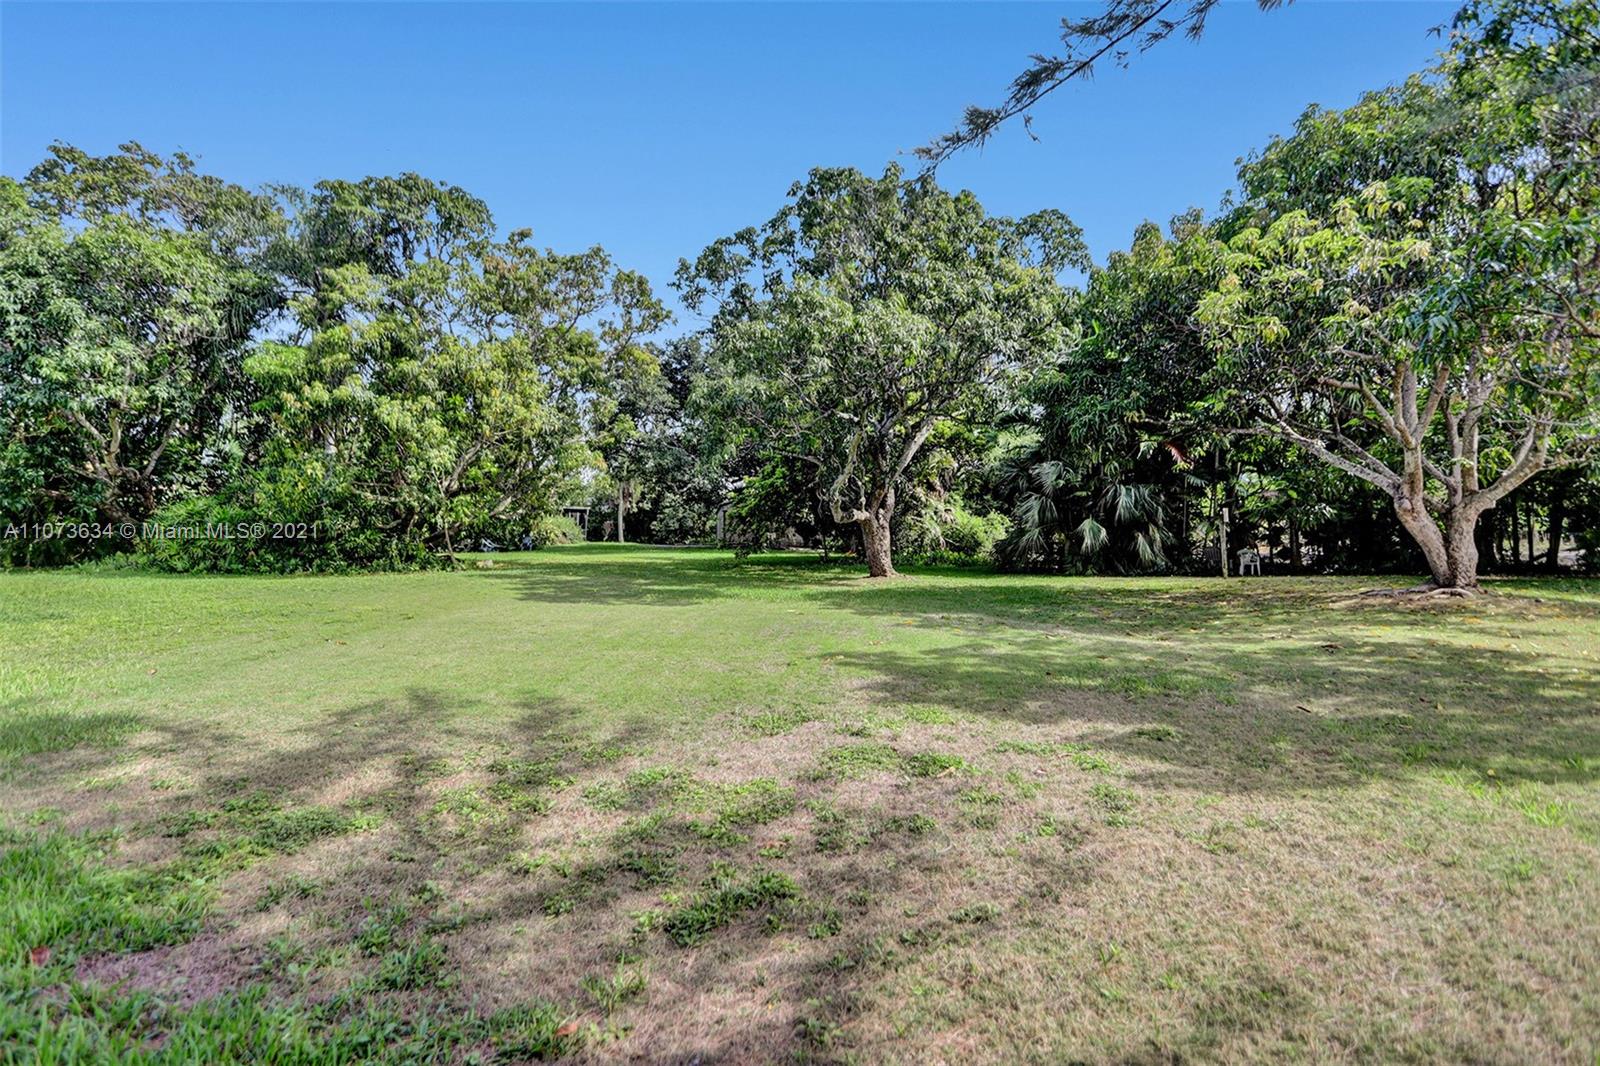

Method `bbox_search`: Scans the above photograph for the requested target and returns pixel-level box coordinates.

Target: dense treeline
[1,154,664,569]
[1,0,1596,586]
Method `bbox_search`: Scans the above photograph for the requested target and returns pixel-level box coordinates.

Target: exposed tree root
[1359,582,1482,600]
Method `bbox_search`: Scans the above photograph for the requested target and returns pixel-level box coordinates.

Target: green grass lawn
[2,545,1598,1063]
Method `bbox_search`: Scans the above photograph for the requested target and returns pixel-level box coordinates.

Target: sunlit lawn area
[3,545,1598,1062]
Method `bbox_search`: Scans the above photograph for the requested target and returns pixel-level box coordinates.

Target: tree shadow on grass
[9,664,1599,1061]
[0,707,147,766]
[479,553,1600,793]
[9,559,1600,1061]
[8,684,1075,1063]
[825,635,1600,793]
[803,578,1600,792]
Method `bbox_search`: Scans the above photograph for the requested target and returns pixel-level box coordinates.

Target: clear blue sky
[2,1,1457,328]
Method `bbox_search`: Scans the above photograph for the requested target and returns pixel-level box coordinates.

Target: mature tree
[1198,2,1600,590]
[234,176,667,566]
[678,165,1083,576]
[0,143,282,558]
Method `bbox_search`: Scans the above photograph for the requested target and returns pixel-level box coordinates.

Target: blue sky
[2,1,1456,328]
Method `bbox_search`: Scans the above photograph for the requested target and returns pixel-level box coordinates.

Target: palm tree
[992,437,1176,572]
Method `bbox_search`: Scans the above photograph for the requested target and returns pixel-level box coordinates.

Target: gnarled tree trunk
[1395,498,1485,590]
[858,506,896,578]
[828,425,929,580]
[1264,361,1557,594]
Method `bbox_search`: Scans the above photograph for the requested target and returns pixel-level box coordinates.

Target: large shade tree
[1198,2,1600,590]
[0,143,282,560]
[678,165,1083,576]
[239,175,667,565]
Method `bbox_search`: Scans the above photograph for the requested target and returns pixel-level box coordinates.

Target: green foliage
[527,512,586,548]
[216,179,666,570]
[724,455,824,554]
[1195,5,1600,586]
[993,215,1221,573]
[898,496,1009,563]
[0,144,283,564]
[2,148,667,572]
[661,866,801,946]
[680,164,1081,574]
[984,2,1600,583]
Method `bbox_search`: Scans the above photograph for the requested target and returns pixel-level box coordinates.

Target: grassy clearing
[1,545,1598,1062]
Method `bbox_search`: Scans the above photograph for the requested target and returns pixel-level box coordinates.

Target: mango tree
[677,165,1081,576]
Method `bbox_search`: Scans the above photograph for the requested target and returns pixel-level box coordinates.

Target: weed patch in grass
[743,707,818,736]
[369,937,448,991]
[902,752,968,777]
[583,965,647,1015]
[814,743,901,779]
[1070,749,1118,773]
[900,705,957,726]
[255,874,321,912]
[1090,782,1138,825]
[816,743,969,781]
[1,828,210,970]
[690,778,797,846]
[661,865,801,947]
[166,796,376,874]
[485,1001,588,1060]
[811,802,938,854]
[948,901,1001,924]
[355,900,411,956]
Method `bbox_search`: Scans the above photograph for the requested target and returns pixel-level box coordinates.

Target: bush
[136,494,436,574]
[898,498,1008,563]
[527,512,586,547]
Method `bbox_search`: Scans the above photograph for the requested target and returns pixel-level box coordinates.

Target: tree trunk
[858,510,896,578]
[1546,496,1566,573]
[1394,497,1482,590]
[1444,506,1482,590]
[616,495,625,544]
[1476,507,1499,573]
[1289,517,1302,570]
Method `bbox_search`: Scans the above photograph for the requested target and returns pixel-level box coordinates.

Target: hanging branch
[917,0,1289,167]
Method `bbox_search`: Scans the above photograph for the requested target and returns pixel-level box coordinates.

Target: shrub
[898,497,1008,563]
[136,493,438,573]
[527,512,586,547]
